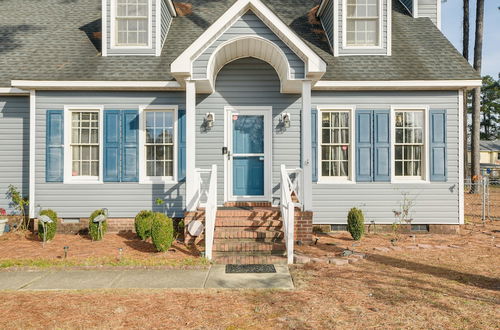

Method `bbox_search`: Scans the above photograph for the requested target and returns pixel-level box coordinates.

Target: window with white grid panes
[346,0,380,47]
[71,111,100,177]
[394,111,425,177]
[116,0,149,46]
[321,111,351,178]
[145,111,174,177]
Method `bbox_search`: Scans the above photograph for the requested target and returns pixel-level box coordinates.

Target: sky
[441,0,500,78]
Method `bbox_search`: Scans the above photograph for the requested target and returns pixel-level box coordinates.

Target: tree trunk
[462,0,470,179]
[471,0,485,183]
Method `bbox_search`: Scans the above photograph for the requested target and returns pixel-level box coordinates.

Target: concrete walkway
[0,265,294,291]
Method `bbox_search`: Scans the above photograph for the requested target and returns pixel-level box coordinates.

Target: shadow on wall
[0,99,29,213]
[152,182,185,217]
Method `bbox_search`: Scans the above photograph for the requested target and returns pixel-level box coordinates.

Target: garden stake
[64,246,69,259]
[118,247,123,261]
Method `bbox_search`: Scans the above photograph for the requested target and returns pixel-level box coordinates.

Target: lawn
[0,220,498,329]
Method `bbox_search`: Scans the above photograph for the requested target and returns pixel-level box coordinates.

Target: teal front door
[227,109,270,201]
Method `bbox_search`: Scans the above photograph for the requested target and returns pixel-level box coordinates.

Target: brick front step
[212,255,288,265]
[214,228,284,240]
[213,240,286,252]
[215,218,283,228]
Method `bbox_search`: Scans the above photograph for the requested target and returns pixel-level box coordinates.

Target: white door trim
[224,106,272,202]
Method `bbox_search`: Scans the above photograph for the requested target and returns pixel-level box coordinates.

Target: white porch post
[185,80,197,211]
[29,90,36,219]
[301,80,313,210]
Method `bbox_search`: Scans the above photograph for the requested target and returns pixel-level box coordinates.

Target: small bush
[135,210,154,240]
[347,207,365,241]
[151,213,174,252]
[38,209,58,242]
[89,209,108,241]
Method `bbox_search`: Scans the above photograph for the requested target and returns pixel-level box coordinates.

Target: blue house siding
[311,90,460,224]
[160,0,173,47]
[192,12,305,80]
[196,58,302,205]
[35,91,186,218]
[0,96,30,212]
[319,0,334,51]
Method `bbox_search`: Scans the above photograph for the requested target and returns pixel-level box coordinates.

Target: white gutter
[313,80,482,90]
[166,0,177,17]
[0,87,30,95]
[29,90,36,219]
[11,80,183,90]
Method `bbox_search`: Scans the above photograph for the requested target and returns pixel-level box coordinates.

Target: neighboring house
[0,0,480,263]
[468,140,500,166]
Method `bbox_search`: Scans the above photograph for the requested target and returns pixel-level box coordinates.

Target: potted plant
[0,208,7,236]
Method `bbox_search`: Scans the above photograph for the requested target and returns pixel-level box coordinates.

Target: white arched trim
[203,36,298,93]
[170,0,327,92]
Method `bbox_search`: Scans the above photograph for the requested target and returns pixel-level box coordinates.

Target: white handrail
[204,164,217,260]
[280,164,295,264]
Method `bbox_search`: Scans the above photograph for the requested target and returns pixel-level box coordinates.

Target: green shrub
[38,209,58,242]
[88,209,108,241]
[135,210,155,240]
[174,219,185,239]
[151,213,174,252]
[347,207,365,241]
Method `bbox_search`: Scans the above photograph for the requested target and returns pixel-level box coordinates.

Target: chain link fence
[464,170,500,223]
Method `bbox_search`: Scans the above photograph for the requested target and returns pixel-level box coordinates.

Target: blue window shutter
[121,110,139,182]
[311,109,318,182]
[46,110,64,182]
[104,110,121,182]
[430,110,447,181]
[178,109,186,181]
[373,110,391,182]
[356,111,373,182]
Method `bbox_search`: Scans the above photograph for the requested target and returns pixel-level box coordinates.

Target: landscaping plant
[151,213,174,252]
[38,209,58,242]
[6,185,29,230]
[347,207,365,241]
[88,209,108,241]
[134,210,155,240]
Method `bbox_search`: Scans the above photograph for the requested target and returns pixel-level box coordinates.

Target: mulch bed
[0,231,203,265]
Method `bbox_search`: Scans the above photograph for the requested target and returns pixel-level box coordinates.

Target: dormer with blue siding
[102,0,176,56]
[318,0,441,57]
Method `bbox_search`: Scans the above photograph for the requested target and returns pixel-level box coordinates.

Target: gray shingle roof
[0,0,479,87]
[468,140,500,152]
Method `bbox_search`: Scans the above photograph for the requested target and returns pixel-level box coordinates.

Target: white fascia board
[313,80,483,90]
[170,0,326,78]
[316,0,330,17]
[166,0,177,17]
[11,80,183,90]
[0,87,30,95]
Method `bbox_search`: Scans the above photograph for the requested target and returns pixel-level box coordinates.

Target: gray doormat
[225,264,277,273]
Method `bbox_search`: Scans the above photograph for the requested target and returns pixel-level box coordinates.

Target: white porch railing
[280,164,300,264]
[286,167,303,208]
[194,165,217,260]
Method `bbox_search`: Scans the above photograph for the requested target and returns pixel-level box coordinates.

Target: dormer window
[114,0,151,47]
[345,0,381,47]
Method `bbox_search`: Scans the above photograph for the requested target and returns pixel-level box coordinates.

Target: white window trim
[342,0,384,50]
[63,105,104,185]
[316,105,356,184]
[110,0,153,50]
[138,105,178,184]
[390,105,430,184]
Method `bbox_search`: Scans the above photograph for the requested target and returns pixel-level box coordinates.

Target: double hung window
[345,0,380,47]
[394,111,425,178]
[320,110,352,179]
[115,0,150,46]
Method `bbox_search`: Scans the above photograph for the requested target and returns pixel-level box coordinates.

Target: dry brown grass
[0,221,498,329]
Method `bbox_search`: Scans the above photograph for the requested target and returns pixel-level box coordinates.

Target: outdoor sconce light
[204,113,215,129]
[280,113,291,129]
